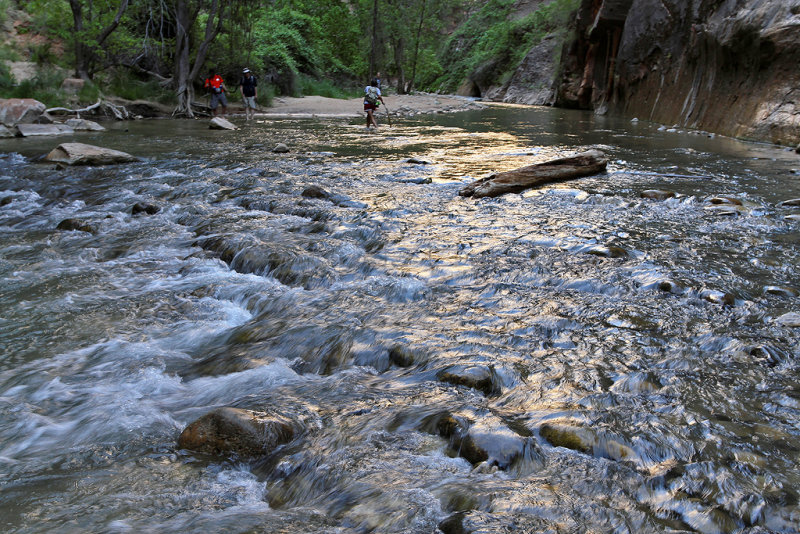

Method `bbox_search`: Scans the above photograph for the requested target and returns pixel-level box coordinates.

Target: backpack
[365,86,380,105]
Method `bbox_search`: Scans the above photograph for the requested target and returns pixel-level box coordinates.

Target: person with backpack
[204,69,228,117]
[239,68,258,121]
[364,78,385,129]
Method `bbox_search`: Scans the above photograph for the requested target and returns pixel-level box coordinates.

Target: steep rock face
[559,0,800,145]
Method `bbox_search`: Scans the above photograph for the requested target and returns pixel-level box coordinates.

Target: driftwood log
[45,99,131,120]
[459,150,608,198]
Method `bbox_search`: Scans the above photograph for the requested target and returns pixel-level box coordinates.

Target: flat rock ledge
[459,150,607,198]
[45,142,137,166]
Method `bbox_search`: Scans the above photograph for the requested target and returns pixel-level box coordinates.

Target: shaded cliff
[479,0,800,146]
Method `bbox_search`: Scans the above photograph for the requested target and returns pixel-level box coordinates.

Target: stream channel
[1,104,799,533]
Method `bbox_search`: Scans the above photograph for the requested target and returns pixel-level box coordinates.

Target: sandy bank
[258,93,486,118]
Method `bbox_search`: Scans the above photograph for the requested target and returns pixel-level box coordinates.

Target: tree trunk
[172,0,225,118]
[459,151,608,198]
[369,0,379,79]
[407,0,426,93]
[68,0,91,80]
[173,0,194,117]
[393,36,406,94]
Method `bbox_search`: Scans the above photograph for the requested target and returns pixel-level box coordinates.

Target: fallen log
[459,149,608,198]
[45,99,131,120]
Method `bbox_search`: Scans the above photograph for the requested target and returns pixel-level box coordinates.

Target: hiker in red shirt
[204,69,228,117]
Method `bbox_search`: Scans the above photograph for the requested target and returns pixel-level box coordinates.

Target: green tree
[67,0,130,79]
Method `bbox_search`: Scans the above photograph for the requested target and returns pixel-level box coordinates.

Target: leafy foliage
[433,0,580,93]
[5,0,581,104]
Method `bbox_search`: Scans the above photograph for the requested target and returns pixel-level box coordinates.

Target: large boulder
[178,407,296,457]
[0,125,16,138]
[209,117,238,130]
[44,142,138,166]
[0,98,46,127]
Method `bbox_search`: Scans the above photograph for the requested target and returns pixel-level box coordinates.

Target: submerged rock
[387,345,421,367]
[301,185,330,199]
[45,142,137,166]
[585,245,628,258]
[423,411,530,469]
[774,312,800,327]
[777,198,800,207]
[132,202,160,216]
[178,407,296,457]
[764,286,799,298]
[539,420,634,462]
[700,289,736,306]
[272,143,290,153]
[437,365,500,396]
[56,218,97,234]
[706,196,743,206]
[640,189,676,200]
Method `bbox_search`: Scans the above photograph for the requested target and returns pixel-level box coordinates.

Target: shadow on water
[0,105,799,533]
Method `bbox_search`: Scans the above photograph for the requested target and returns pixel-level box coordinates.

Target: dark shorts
[364,102,378,111]
[210,92,228,109]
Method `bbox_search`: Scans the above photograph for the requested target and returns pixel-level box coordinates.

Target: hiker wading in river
[364,79,385,129]
[239,68,258,121]
[204,69,228,118]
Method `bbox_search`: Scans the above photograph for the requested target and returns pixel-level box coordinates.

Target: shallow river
[1,104,799,533]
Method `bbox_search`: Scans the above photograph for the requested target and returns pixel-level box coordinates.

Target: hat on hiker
[243,68,251,73]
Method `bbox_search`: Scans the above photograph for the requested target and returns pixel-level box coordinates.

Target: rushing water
[1,104,799,533]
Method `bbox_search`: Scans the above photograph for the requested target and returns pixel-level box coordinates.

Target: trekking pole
[384,103,392,127]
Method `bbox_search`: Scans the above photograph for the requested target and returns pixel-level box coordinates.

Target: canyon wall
[495,0,800,146]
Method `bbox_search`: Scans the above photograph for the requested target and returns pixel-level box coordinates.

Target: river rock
[56,218,97,234]
[539,421,595,454]
[132,202,160,215]
[0,125,16,138]
[0,98,46,126]
[774,312,800,327]
[437,364,500,396]
[764,286,799,298]
[700,289,736,306]
[209,117,237,130]
[585,245,628,258]
[458,418,527,468]
[706,196,742,206]
[785,214,800,222]
[640,189,676,200]
[301,185,330,199]
[45,142,138,165]
[425,411,528,469]
[65,118,106,131]
[272,143,290,153]
[178,407,296,457]
[777,198,800,207]
[387,345,421,367]
[17,124,75,137]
